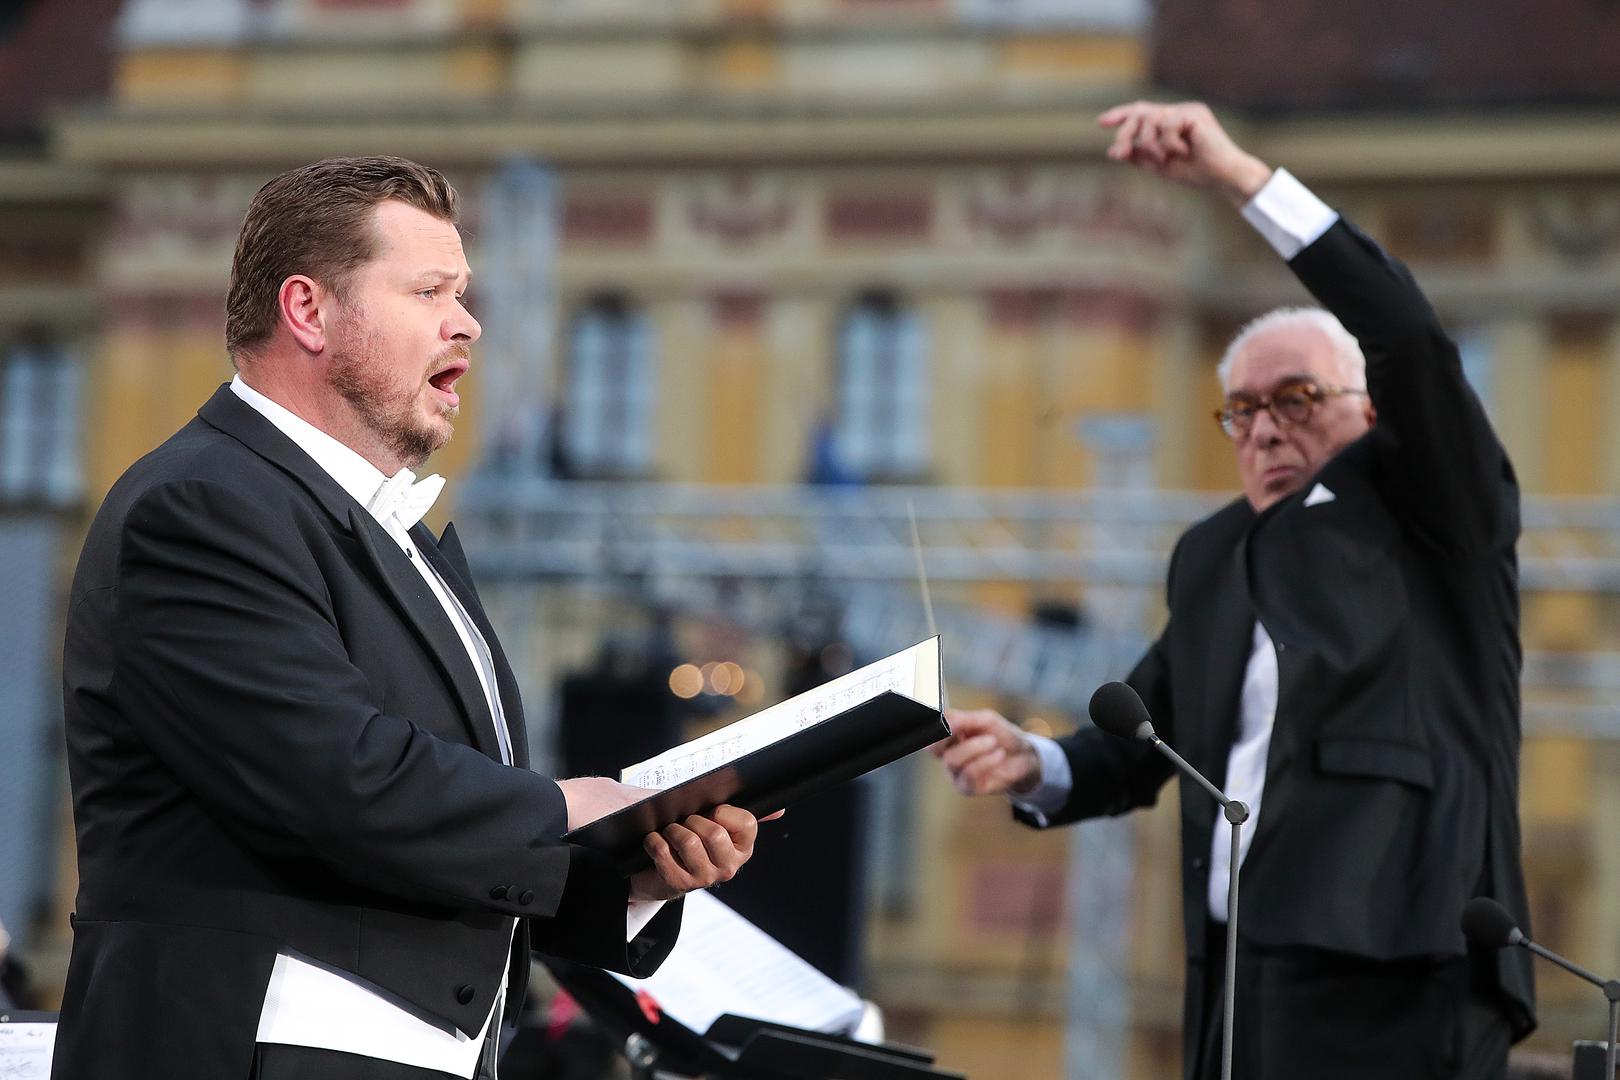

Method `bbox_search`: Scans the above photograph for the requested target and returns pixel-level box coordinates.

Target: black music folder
[564,637,946,874]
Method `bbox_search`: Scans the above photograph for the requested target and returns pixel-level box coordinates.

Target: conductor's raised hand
[1098,100,1272,206]
[931,708,1041,797]
[629,804,762,902]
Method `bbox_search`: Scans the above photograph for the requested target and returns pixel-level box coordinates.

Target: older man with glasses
[936,101,1534,1079]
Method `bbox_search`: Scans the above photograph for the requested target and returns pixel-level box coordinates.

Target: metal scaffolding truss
[460,479,1620,735]
[462,479,1620,594]
[461,480,1217,585]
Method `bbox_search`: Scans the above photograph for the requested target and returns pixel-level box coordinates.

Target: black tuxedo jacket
[1028,221,1535,1042]
[55,387,680,1080]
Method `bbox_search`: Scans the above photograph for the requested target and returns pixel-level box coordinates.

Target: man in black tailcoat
[938,102,1534,1079]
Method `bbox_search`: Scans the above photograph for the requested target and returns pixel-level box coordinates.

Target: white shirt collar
[229,374,406,526]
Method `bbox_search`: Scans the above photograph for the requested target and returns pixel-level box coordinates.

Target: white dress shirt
[1206,622,1277,920]
[1011,168,1340,920]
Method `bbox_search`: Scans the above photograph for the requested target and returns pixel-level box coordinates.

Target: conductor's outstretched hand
[1098,100,1273,207]
[931,708,1041,798]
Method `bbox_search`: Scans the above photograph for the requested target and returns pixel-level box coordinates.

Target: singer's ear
[278,274,331,355]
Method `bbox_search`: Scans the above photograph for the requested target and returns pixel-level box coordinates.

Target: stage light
[668,663,703,699]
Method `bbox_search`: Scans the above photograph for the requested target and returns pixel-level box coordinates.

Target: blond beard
[326,317,458,469]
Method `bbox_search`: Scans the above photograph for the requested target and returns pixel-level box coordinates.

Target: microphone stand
[1463,896,1620,1080]
[1610,990,1618,1080]
[1146,735,1250,1080]
[1609,986,1618,1080]
[1520,940,1620,1080]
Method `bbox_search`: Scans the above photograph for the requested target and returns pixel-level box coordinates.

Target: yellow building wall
[998,33,1143,85]
[1544,317,1609,496]
[760,297,832,483]
[923,296,984,486]
[980,325,1044,487]
[703,308,768,484]
[116,49,248,106]
[89,324,226,497]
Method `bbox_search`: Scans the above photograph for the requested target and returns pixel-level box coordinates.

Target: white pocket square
[1304,482,1336,507]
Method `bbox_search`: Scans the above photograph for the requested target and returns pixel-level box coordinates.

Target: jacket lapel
[351,510,507,761]
[414,521,531,769]
[200,383,518,763]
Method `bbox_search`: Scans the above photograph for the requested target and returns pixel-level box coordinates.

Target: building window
[834,291,930,481]
[559,295,655,479]
[0,338,82,506]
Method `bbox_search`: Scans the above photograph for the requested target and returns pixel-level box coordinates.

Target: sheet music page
[609,890,864,1036]
[0,1022,56,1080]
[621,637,940,790]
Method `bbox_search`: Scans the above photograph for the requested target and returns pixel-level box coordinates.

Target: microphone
[1088,681,1246,824]
[1088,680,1155,741]
[1461,896,1620,1080]
[1460,897,1523,949]
[1088,681,1247,1080]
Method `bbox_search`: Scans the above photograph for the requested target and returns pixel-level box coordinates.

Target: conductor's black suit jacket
[1028,220,1535,1063]
[55,387,680,1080]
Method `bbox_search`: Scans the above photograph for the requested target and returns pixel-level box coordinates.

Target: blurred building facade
[11,1,1620,1077]
[0,0,117,1013]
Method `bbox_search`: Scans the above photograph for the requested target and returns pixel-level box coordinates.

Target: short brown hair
[225,156,460,358]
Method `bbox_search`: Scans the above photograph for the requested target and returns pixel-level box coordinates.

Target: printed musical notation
[608,890,865,1037]
[620,641,935,791]
[625,732,751,790]
[0,1021,55,1080]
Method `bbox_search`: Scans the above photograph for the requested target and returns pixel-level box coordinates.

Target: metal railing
[463,479,1620,593]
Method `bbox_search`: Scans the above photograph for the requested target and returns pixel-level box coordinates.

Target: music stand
[543,959,964,1080]
[0,1009,57,1078]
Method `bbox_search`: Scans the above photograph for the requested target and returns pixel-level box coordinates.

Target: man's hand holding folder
[559,777,783,901]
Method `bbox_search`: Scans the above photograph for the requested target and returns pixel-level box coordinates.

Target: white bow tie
[366,469,445,530]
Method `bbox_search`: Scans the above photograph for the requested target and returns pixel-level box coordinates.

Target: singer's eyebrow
[409,268,472,289]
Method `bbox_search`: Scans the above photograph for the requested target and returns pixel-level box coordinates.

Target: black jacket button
[490,885,509,900]
[456,984,476,1005]
[519,889,535,905]
[1191,856,1207,870]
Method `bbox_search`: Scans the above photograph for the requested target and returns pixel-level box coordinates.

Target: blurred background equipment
[555,615,687,781]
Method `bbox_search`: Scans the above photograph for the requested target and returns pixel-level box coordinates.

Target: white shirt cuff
[627,899,666,940]
[1008,732,1073,825]
[1241,167,1339,261]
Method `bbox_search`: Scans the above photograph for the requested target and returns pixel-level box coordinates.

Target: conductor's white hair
[1216,307,1366,392]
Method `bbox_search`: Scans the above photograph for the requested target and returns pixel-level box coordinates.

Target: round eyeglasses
[1214,379,1368,440]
